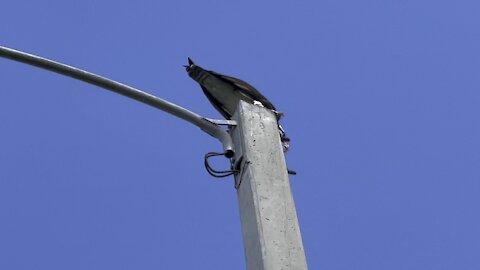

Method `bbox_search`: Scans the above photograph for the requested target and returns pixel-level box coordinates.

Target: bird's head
[183,57,196,72]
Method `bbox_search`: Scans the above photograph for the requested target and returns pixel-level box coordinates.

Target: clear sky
[1,1,479,269]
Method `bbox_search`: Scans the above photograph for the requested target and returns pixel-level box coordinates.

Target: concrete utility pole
[231,101,308,270]
[0,46,308,270]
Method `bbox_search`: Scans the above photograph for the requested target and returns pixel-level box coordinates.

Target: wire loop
[204,151,238,178]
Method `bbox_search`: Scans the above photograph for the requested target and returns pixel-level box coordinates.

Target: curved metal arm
[0,46,234,157]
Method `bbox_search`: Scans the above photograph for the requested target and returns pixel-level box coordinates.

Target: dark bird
[184,58,290,148]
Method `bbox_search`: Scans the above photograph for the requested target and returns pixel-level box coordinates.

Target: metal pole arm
[0,45,233,157]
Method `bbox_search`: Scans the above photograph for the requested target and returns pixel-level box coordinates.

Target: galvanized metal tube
[0,46,234,156]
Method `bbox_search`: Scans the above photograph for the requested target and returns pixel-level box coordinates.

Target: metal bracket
[205,118,237,126]
[234,156,250,189]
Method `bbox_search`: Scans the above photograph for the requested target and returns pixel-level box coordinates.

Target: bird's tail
[278,124,290,152]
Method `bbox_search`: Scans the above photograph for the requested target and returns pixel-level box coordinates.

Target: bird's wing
[209,71,277,111]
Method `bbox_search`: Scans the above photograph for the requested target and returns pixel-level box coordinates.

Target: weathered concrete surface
[232,101,307,270]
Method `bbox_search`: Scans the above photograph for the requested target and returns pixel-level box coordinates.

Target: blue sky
[1,1,479,269]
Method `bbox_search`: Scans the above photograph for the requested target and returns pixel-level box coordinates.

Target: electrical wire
[204,151,238,178]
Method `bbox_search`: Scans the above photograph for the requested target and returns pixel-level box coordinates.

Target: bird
[184,58,290,149]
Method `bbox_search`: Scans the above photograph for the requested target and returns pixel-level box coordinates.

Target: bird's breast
[189,67,254,116]
[202,76,244,109]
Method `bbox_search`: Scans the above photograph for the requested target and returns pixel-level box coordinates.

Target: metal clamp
[205,118,237,126]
